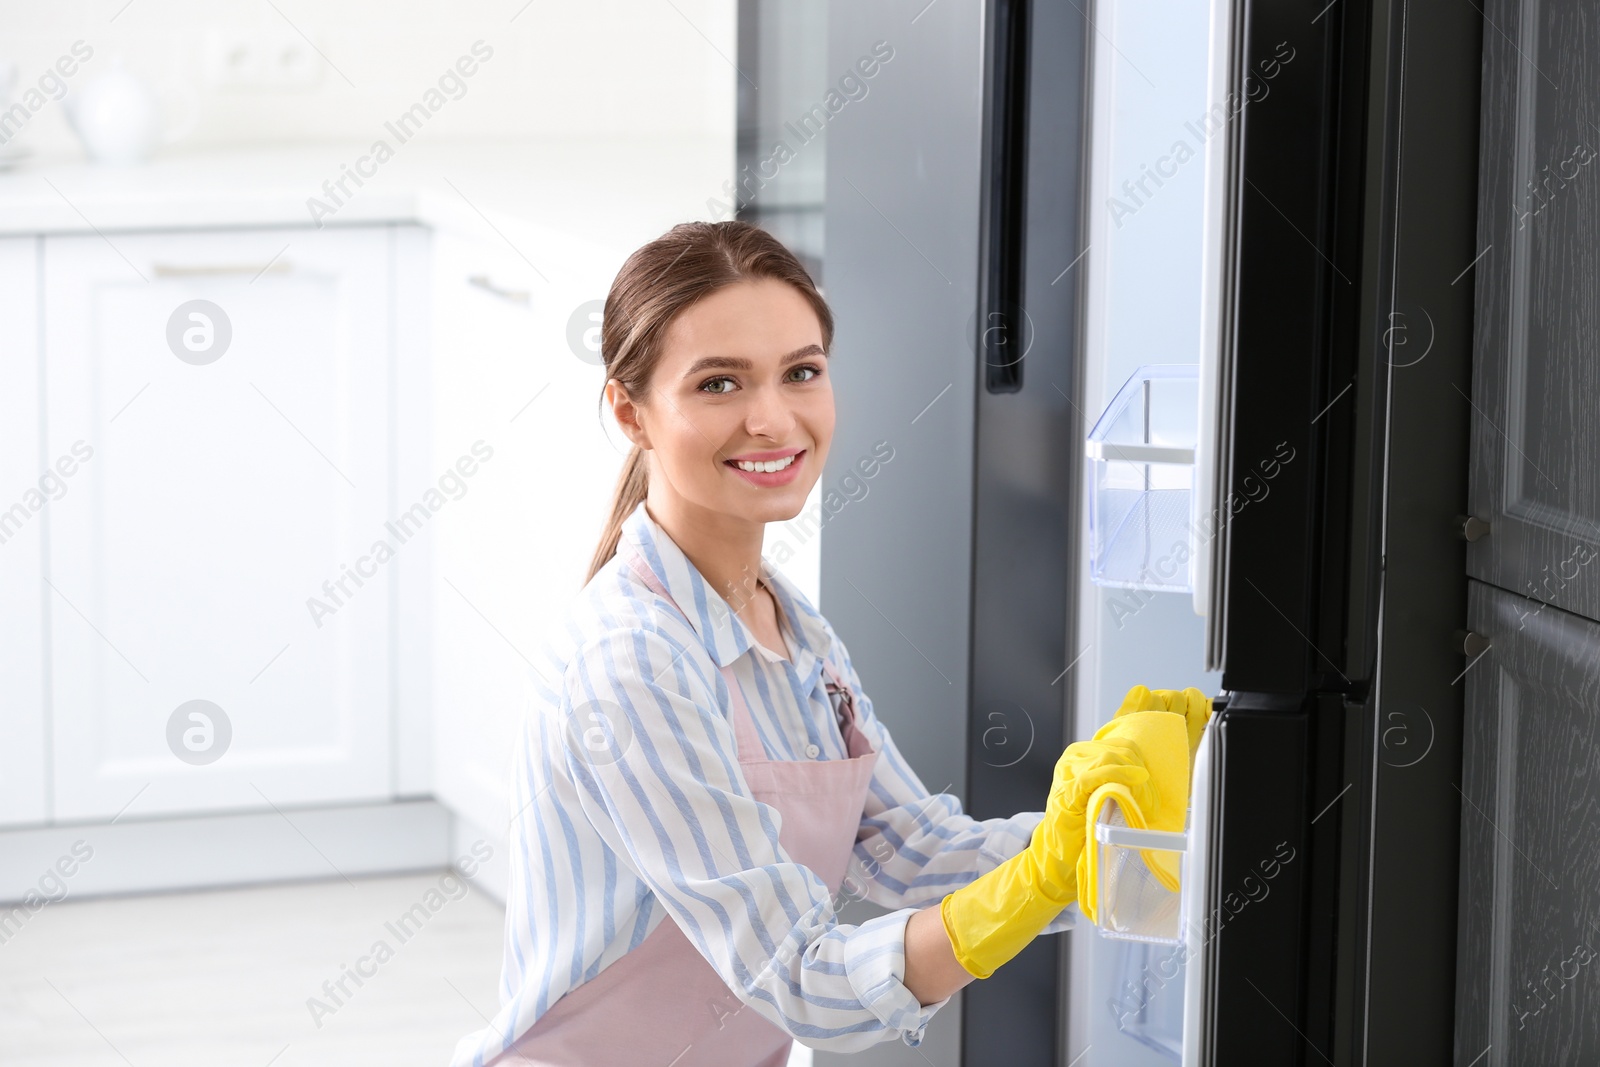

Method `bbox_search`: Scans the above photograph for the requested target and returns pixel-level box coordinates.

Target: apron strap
[621,546,767,761]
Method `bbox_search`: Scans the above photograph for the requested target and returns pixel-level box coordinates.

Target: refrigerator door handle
[976,0,1031,395]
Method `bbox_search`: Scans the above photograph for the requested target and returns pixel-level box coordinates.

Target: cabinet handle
[1456,630,1492,656]
[468,275,531,306]
[1456,515,1491,542]
[152,261,293,278]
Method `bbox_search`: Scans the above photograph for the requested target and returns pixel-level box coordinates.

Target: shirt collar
[618,500,830,673]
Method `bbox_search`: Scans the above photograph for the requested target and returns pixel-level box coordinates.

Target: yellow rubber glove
[939,734,1155,979]
[1113,684,1213,764]
[1076,710,1192,922]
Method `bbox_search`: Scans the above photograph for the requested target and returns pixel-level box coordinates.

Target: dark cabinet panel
[1467,0,1600,624]
[1456,579,1600,1065]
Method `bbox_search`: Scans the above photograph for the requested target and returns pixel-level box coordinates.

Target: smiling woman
[600,275,833,624]
[584,222,835,593]
[450,221,1125,1067]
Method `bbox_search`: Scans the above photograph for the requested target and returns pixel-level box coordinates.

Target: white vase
[64,60,169,165]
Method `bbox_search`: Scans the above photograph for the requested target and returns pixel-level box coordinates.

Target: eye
[699,376,736,395]
[788,363,823,383]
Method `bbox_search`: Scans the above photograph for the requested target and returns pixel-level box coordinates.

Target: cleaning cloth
[1075,709,1192,923]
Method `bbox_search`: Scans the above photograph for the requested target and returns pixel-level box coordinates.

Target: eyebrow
[682,344,827,379]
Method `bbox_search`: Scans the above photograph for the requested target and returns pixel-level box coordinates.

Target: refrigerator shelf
[1085,364,1200,593]
[1093,797,1189,946]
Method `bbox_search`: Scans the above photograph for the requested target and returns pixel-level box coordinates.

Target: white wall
[0,0,734,159]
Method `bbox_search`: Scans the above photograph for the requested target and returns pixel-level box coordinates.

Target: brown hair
[584,220,834,584]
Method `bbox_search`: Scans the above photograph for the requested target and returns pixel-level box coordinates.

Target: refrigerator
[784,0,1488,1062]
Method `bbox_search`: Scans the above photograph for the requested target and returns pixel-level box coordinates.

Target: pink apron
[496,546,882,1067]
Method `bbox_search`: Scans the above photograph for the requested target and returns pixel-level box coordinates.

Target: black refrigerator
[788,0,1503,1063]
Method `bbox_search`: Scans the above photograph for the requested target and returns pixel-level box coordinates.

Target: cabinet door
[1458,3,1600,1062]
[1466,0,1600,623]
[44,227,393,821]
[1457,579,1600,1064]
[0,236,45,827]
[426,228,620,835]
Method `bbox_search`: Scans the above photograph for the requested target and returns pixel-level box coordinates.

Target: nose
[744,379,797,441]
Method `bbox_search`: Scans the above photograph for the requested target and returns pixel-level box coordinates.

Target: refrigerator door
[1179,721,1217,1067]
[1192,0,1242,650]
[817,0,1092,1063]
[1197,0,1483,1057]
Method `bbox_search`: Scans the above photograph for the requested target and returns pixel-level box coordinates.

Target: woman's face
[612,277,834,527]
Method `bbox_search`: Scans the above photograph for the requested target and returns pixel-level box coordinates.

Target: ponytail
[585,445,650,584]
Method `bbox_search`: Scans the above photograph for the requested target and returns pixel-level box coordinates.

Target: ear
[606,379,652,451]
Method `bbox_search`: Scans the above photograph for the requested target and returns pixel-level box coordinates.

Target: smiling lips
[725,448,805,486]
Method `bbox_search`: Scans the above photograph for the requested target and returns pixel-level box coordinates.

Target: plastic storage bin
[1085,364,1199,593]
[1094,798,1189,945]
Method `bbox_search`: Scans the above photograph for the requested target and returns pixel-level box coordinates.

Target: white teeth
[734,454,796,473]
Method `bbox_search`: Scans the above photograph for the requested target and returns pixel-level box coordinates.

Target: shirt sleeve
[557,621,951,1052]
[826,624,1078,935]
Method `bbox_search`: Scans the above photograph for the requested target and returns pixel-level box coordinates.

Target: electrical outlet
[204,27,323,90]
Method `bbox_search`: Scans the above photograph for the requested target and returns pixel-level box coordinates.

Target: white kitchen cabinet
[0,144,720,902]
[43,227,396,821]
[0,236,46,828]
[425,226,624,838]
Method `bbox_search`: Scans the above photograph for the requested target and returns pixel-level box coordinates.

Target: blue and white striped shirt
[451,500,1073,1066]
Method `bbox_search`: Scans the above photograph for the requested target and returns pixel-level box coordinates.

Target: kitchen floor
[1,872,505,1066]
[1,872,817,1066]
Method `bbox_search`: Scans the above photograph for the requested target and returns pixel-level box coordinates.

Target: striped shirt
[450,500,1074,1066]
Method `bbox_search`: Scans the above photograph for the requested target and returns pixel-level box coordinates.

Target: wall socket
[204,27,324,90]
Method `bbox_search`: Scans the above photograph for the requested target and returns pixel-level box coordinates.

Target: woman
[451,221,1181,1067]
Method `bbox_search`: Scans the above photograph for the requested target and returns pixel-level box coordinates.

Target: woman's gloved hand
[1075,710,1192,919]
[938,736,1154,979]
[1114,684,1212,763]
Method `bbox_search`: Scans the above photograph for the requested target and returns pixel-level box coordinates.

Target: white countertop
[0,137,733,265]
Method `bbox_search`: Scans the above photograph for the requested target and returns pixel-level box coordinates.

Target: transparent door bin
[1086,364,1199,593]
[1094,797,1189,945]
